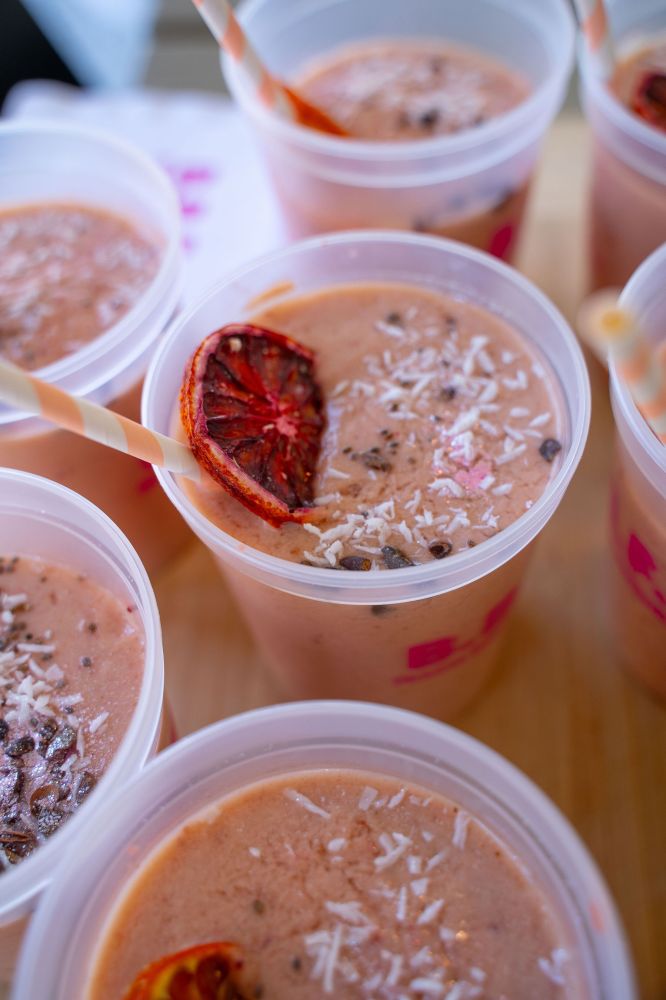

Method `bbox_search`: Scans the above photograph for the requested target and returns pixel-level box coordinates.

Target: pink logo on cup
[397,587,518,685]
[488,223,514,261]
[610,489,666,624]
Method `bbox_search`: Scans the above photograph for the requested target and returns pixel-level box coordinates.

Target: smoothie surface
[0,201,161,370]
[90,769,576,999]
[0,554,144,872]
[294,40,529,141]
[182,282,564,568]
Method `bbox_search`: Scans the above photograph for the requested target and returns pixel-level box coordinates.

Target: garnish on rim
[631,72,666,132]
[122,942,248,1000]
[181,324,325,527]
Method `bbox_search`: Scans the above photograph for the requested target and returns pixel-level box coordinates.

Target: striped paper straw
[571,0,615,79]
[191,0,295,120]
[600,308,666,443]
[0,361,201,480]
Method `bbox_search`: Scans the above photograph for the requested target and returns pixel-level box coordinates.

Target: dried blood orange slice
[631,72,666,132]
[122,942,248,1000]
[181,324,325,528]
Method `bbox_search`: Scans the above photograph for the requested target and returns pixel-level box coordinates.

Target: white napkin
[3,81,287,305]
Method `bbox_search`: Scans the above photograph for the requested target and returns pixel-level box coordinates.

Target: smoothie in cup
[579,3,666,291]
[0,469,164,984]
[609,243,666,698]
[223,0,574,260]
[0,121,191,574]
[11,702,636,999]
[143,232,590,718]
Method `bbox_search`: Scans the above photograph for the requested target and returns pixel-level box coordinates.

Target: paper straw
[599,307,666,442]
[571,0,615,79]
[191,0,295,120]
[0,360,201,480]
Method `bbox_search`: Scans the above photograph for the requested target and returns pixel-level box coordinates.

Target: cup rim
[0,469,164,923]
[142,229,591,604]
[0,119,182,424]
[578,42,666,181]
[224,0,575,165]
[11,700,636,999]
[613,241,666,485]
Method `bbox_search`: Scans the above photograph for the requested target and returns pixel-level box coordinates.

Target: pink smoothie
[179,282,564,714]
[90,769,579,999]
[0,202,160,371]
[0,202,192,573]
[0,553,143,871]
[281,41,531,257]
[587,41,666,290]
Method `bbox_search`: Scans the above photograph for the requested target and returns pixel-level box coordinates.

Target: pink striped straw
[0,360,201,479]
[599,308,666,443]
[191,0,296,120]
[571,0,615,78]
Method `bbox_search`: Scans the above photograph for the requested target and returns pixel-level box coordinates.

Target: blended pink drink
[224,0,574,259]
[610,244,666,698]
[580,13,666,290]
[0,469,164,985]
[12,704,635,999]
[92,770,582,999]
[0,122,191,575]
[144,233,590,719]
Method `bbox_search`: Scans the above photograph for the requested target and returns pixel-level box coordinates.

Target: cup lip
[142,229,591,603]
[0,468,164,924]
[0,119,183,425]
[613,241,666,487]
[224,0,574,167]
[11,700,635,1000]
[578,42,666,180]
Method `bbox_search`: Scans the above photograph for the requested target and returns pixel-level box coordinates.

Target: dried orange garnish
[122,942,247,1000]
[181,323,325,527]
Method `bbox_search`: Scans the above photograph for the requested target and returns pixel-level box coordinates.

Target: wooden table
[155,115,665,1000]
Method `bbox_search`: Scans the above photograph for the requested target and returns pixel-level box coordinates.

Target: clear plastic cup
[579,1,666,291]
[143,231,590,717]
[223,0,574,261]
[609,243,666,697]
[0,120,192,575]
[11,700,635,998]
[0,468,164,983]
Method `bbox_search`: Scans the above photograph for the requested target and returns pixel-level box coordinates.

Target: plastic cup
[223,0,574,261]
[143,231,590,717]
[0,120,192,575]
[11,700,635,998]
[579,1,666,291]
[609,243,666,697]
[0,468,165,984]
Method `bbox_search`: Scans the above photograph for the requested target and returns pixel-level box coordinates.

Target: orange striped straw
[571,0,615,78]
[191,0,296,120]
[599,308,666,443]
[0,360,201,479]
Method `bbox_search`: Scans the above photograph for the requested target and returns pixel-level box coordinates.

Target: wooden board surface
[155,114,666,1000]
